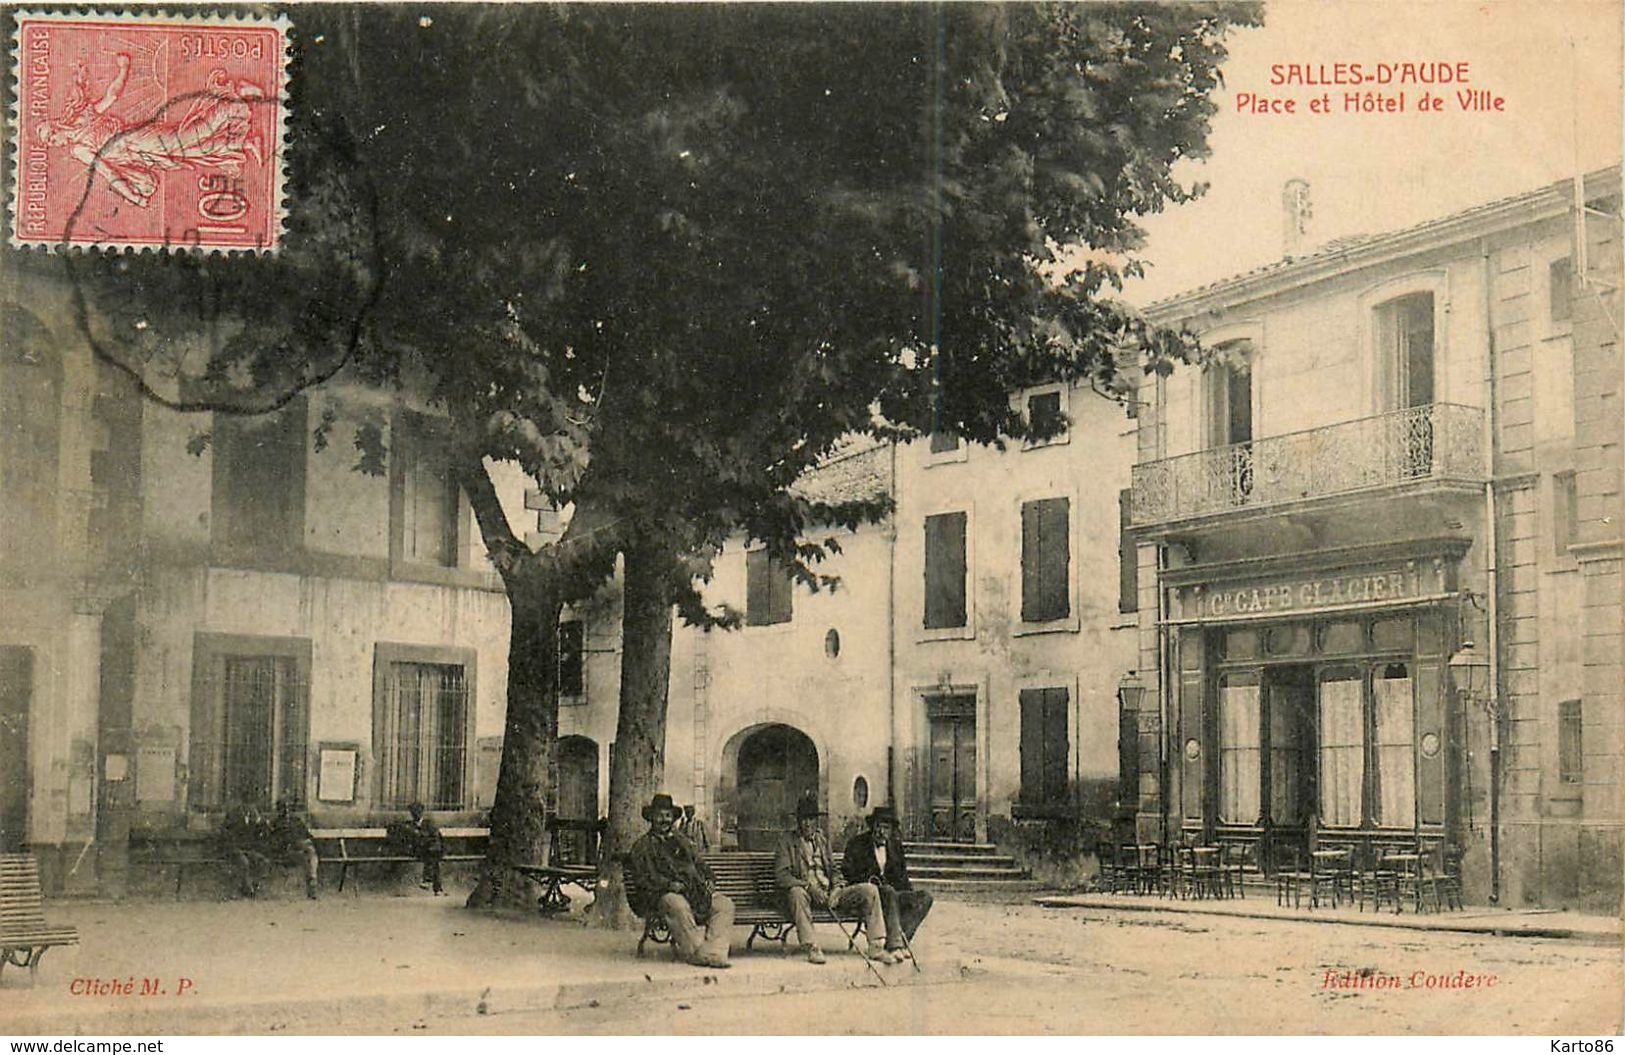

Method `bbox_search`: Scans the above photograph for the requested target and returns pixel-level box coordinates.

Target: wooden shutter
[746,549,771,626]
[1021,498,1070,622]
[770,558,794,624]
[1118,490,1137,613]
[1019,687,1069,807]
[1019,688,1043,804]
[924,512,967,629]
[1043,688,1069,804]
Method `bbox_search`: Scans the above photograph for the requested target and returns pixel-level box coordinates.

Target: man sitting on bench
[219,803,270,899]
[271,799,320,900]
[843,805,930,958]
[775,795,898,965]
[627,793,732,970]
[404,802,445,895]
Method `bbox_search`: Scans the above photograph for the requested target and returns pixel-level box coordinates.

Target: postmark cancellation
[10,9,290,252]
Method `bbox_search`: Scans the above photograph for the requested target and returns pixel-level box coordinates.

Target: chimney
[1282,178,1312,258]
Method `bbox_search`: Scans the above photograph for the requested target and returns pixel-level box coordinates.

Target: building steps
[903,841,1031,891]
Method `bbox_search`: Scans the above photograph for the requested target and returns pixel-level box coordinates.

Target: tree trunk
[456,454,561,911]
[593,536,676,928]
[465,565,562,909]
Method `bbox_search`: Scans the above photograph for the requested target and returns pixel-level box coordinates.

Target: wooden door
[0,647,31,852]
[927,695,977,842]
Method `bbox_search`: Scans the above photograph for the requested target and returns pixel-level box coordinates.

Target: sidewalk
[1033,891,1623,945]
[0,894,971,1035]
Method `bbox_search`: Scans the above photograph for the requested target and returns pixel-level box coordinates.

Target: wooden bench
[129,831,224,898]
[310,827,489,892]
[624,851,865,957]
[512,818,602,914]
[1,853,79,984]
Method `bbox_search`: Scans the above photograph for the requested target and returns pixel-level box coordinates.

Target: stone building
[1125,167,1622,910]
[1,268,528,894]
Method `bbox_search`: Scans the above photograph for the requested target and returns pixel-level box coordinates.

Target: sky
[1122,0,1624,307]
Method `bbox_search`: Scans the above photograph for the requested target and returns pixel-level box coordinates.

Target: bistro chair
[1274,845,1312,909]
[1116,844,1144,895]
[1427,844,1464,912]
[1136,843,1166,896]
[1308,847,1354,909]
[1219,841,1254,899]
[1096,844,1127,894]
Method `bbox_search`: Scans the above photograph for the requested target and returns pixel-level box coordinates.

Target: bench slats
[0,853,80,984]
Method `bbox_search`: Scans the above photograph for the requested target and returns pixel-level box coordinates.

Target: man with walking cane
[843,805,932,965]
[775,795,900,966]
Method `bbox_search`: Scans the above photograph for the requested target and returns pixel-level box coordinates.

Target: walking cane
[830,910,889,987]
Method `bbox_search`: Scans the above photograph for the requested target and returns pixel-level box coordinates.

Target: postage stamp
[10,10,290,252]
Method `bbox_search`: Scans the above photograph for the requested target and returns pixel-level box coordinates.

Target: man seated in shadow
[218,803,270,899]
[627,793,732,969]
[404,802,445,895]
[843,805,931,957]
[270,798,320,900]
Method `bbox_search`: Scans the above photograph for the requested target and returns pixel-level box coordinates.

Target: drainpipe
[1157,545,1171,846]
[1479,239,1503,903]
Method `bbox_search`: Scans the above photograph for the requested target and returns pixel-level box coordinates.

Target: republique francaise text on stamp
[10,10,289,252]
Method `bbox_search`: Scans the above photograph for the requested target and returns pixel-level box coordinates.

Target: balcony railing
[1131,403,1485,527]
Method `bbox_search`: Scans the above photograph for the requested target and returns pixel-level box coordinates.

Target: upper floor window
[1204,342,1254,448]
[1553,470,1579,557]
[395,415,461,568]
[923,511,968,630]
[1023,386,1069,448]
[745,548,794,626]
[1550,257,1574,325]
[929,430,962,455]
[1376,292,1435,410]
[1,309,61,569]
[1558,699,1583,785]
[1020,496,1070,623]
[212,399,306,555]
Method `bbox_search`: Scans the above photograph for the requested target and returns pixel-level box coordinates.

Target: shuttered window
[923,512,967,629]
[1020,497,1070,623]
[746,549,794,626]
[212,399,306,555]
[1019,687,1069,807]
[1558,700,1583,785]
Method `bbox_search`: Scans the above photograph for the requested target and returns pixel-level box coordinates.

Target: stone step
[911,864,1028,881]
[915,876,1048,894]
[908,854,1021,871]
[903,841,1003,856]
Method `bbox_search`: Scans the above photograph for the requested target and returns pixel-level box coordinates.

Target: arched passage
[726,723,819,851]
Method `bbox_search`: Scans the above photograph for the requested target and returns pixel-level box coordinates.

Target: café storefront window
[1198,611,1447,835]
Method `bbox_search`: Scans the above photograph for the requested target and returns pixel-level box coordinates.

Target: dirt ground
[420,895,1624,1035]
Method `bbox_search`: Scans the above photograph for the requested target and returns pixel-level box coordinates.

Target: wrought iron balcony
[1130,403,1485,528]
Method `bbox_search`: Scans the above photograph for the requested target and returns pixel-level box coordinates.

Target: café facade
[1127,168,1623,909]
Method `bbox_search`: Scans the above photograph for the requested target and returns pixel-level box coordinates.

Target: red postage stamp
[10,11,290,252]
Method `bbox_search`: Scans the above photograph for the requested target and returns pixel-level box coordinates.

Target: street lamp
[1447,640,1491,702]
[1116,671,1148,842]
[1116,670,1146,713]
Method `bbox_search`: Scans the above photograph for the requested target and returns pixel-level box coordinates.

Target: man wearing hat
[627,793,733,970]
[843,805,932,955]
[774,795,897,965]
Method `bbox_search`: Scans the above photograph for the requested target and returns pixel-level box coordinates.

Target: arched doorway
[556,735,599,822]
[735,724,819,851]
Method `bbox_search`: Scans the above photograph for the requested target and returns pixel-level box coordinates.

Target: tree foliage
[24,1,1259,910]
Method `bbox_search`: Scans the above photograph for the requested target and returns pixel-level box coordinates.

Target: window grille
[1558,700,1583,785]
[198,654,308,809]
[379,662,469,809]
